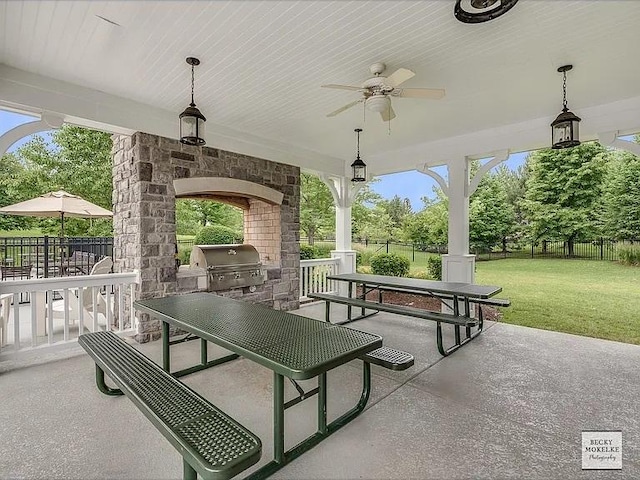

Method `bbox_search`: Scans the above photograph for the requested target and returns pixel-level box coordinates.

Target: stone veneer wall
[244,199,281,266]
[112,132,300,342]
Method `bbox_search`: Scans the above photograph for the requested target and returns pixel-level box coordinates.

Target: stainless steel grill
[190,244,265,291]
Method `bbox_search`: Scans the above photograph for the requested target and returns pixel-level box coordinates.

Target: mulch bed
[356,287,502,322]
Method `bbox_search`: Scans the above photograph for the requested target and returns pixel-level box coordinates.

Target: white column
[442,159,475,283]
[320,175,362,294]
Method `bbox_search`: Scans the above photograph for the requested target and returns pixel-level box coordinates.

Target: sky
[0,109,527,211]
[371,151,527,210]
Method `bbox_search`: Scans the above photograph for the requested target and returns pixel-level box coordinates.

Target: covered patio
[2,2,640,291]
[1,303,639,478]
[1,1,640,478]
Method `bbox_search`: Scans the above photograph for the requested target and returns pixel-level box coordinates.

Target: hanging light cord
[356,129,361,159]
[562,70,567,112]
[190,64,195,107]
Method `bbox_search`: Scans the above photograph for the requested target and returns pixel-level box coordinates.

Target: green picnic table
[134,292,384,479]
[310,273,508,356]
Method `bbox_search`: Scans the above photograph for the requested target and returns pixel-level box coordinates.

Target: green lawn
[475,258,640,345]
[0,229,44,237]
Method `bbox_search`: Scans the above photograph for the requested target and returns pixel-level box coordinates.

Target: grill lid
[190,244,261,269]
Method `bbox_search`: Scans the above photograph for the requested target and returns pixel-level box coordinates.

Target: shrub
[354,248,375,267]
[178,245,192,265]
[300,244,318,260]
[408,270,431,280]
[426,256,442,280]
[357,265,372,274]
[315,245,333,258]
[370,253,410,277]
[618,245,640,266]
[194,225,242,245]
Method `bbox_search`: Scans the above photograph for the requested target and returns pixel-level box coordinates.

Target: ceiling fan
[322,62,445,122]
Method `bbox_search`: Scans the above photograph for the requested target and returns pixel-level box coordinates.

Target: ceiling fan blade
[385,68,415,87]
[396,88,445,99]
[380,104,396,122]
[326,99,363,117]
[321,84,363,91]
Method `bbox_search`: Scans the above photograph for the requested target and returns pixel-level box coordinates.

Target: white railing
[0,271,140,353]
[300,258,340,301]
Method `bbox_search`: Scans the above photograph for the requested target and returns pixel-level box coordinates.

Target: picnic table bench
[310,273,509,356]
[79,331,262,480]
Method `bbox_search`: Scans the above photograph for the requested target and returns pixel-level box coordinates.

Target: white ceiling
[1,0,640,175]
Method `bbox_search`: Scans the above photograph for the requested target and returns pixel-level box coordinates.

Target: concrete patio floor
[1,301,638,479]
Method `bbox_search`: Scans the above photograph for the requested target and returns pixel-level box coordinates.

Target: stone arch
[174,177,284,265]
[173,177,284,208]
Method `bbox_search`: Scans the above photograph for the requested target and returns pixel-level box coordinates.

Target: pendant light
[350,128,367,182]
[551,65,581,149]
[179,57,206,146]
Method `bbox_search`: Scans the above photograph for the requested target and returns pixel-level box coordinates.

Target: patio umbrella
[0,190,112,236]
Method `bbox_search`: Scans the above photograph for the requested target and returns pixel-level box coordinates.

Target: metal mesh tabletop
[135,293,382,379]
[256,327,382,378]
[327,273,502,298]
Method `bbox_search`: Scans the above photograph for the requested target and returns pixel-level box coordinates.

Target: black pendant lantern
[350,128,367,182]
[551,65,581,149]
[179,57,206,146]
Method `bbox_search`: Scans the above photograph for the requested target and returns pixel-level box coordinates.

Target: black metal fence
[302,238,639,263]
[177,238,195,248]
[0,236,113,280]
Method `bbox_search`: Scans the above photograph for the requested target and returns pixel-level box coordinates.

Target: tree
[351,182,386,242]
[601,145,640,239]
[494,163,529,247]
[522,142,609,255]
[0,153,30,230]
[7,126,114,236]
[405,189,448,246]
[176,199,243,237]
[356,204,395,242]
[469,172,515,252]
[299,173,334,245]
[380,195,412,231]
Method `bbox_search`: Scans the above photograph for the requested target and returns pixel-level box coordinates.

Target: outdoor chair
[1,265,33,281]
[42,256,115,334]
[63,251,97,275]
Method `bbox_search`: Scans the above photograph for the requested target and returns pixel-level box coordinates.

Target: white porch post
[321,175,362,294]
[442,159,475,283]
[419,150,509,284]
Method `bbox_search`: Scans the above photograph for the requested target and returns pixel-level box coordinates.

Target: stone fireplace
[112,132,300,342]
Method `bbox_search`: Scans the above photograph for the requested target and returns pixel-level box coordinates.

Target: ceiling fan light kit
[454,0,519,24]
[365,95,390,113]
[179,56,207,146]
[551,64,581,149]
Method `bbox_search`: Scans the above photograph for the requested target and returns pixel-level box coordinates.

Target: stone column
[113,133,177,342]
[113,132,301,342]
